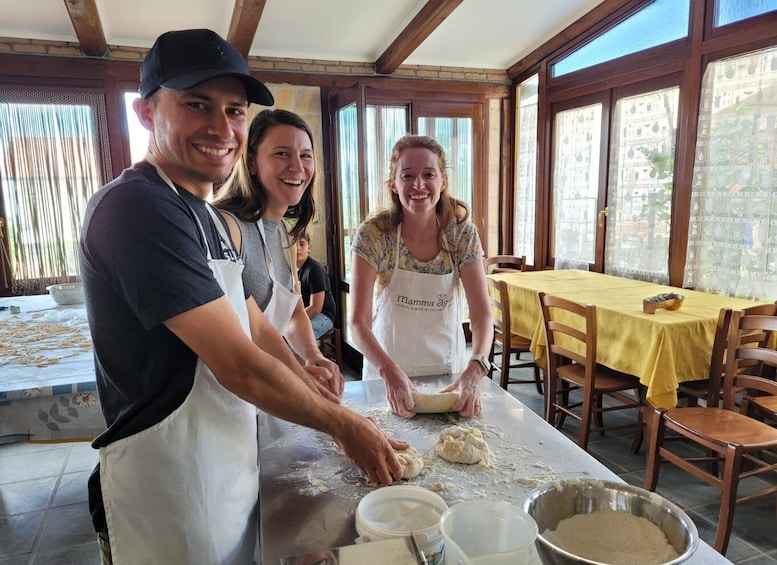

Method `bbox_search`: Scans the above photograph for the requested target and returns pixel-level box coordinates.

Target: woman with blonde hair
[349,134,493,418]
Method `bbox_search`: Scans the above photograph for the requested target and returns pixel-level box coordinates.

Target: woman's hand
[380,364,417,418]
[442,365,483,417]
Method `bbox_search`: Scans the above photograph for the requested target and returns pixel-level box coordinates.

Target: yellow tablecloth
[488,270,759,409]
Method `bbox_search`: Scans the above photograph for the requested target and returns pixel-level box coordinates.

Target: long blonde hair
[372,134,469,251]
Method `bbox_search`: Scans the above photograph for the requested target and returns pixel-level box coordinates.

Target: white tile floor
[0,440,99,564]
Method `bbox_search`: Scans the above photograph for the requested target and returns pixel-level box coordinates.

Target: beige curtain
[0,91,111,294]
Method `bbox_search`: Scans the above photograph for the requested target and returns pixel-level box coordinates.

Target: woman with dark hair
[215,109,343,398]
[349,134,493,418]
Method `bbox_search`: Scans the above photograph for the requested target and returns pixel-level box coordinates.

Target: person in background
[214,109,344,397]
[349,134,494,419]
[295,232,336,339]
[80,29,404,564]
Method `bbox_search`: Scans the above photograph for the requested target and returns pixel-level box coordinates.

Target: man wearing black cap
[80,29,405,564]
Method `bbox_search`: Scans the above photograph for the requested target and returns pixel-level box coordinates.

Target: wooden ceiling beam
[63,0,107,57]
[228,0,268,59]
[375,0,463,75]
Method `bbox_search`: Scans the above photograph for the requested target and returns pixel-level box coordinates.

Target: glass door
[549,82,679,280]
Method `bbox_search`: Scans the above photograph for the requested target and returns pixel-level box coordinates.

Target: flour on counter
[264,400,595,506]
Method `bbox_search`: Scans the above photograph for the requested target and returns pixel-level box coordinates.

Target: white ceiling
[0,0,604,70]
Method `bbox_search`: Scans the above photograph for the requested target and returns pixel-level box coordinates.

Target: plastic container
[439,500,538,564]
[46,283,85,305]
[356,485,448,565]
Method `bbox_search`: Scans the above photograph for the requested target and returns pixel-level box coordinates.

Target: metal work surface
[258,375,731,564]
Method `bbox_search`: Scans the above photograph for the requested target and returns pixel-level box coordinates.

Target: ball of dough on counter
[395,446,424,479]
[435,426,491,464]
[411,391,460,414]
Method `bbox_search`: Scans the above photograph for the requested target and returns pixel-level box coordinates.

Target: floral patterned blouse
[351,217,484,292]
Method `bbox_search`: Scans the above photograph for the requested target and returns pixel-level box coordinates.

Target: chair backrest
[484,255,526,274]
[538,291,595,378]
[722,306,777,410]
[487,277,511,339]
[706,302,777,404]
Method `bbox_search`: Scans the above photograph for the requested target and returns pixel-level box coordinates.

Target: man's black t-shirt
[80,161,237,448]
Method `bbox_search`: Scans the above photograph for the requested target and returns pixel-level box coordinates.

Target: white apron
[363,224,466,380]
[100,162,259,564]
[257,220,298,335]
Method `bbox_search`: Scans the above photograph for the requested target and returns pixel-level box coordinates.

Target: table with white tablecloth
[0,295,104,442]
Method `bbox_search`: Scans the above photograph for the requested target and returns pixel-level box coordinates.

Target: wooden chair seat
[487,277,542,394]
[663,407,777,443]
[538,292,645,453]
[645,307,777,555]
[557,363,643,393]
[749,395,777,415]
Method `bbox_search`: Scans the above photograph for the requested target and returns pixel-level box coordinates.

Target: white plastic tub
[46,283,85,305]
[355,485,448,565]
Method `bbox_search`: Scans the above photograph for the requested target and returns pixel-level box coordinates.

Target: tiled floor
[0,440,99,564]
[2,364,776,564]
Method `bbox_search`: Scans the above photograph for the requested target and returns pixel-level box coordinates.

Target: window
[684,46,777,299]
[605,86,679,282]
[365,105,407,213]
[552,0,690,77]
[551,103,602,267]
[124,92,148,164]
[714,0,777,27]
[335,102,360,282]
[514,74,538,265]
[418,117,474,209]
[0,90,111,295]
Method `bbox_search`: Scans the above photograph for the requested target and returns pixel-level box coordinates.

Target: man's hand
[334,415,406,485]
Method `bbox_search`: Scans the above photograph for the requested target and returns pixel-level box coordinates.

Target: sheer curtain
[604,86,678,283]
[552,103,602,270]
[684,47,777,300]
[0,91,111,295]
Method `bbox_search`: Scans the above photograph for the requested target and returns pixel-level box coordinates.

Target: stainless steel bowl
[522,479,698,565]
[46,283,85,305]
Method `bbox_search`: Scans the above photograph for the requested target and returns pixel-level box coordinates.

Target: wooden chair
[538,291,645,453]
[319,326,342,368]
[677,301,777,407]
[487,277,542,393]
[484,255,526,274]
[644,307,777,555]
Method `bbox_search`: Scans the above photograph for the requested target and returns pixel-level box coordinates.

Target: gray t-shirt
[231,214,294,310]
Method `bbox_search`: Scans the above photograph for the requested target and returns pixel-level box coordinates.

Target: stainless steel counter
[258,375,731,564]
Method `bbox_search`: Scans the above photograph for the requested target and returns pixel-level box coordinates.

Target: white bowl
[355,485,448,565]
[46,283,85,305]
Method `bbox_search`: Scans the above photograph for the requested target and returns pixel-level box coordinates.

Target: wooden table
[488,270,760,408]
[257,374,732,564]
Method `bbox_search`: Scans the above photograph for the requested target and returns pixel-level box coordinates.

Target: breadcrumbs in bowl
[522,479,698,565]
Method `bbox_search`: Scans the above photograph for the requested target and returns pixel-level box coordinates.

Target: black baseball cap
[139,28,274,106]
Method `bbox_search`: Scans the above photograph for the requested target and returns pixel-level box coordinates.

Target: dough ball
[435,426,491,465]
[396,446,424,479]
[412,391,460,414]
